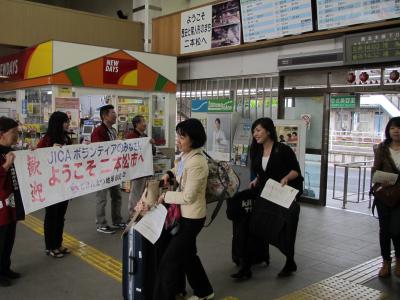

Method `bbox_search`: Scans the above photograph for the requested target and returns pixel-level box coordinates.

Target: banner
[13,138,154,214]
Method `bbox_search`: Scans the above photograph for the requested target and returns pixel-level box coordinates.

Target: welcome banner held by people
[13,137,154,214]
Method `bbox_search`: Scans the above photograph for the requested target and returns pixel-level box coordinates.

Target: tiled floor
[2,192,398,299]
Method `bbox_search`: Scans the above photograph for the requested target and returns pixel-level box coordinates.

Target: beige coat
[164,148,208,219]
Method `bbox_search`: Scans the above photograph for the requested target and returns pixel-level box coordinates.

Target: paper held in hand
[133,204,167,244]
[372,170,398,185]
[260,179,299,209]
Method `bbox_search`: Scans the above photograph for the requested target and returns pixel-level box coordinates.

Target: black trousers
[376,200,400,261]
[44,200,69,250]
[0,221,16,275]
[154,217,213,300]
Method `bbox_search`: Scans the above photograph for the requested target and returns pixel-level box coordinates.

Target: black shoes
[278,260,297,277]
[0,269,21,287]
[2,269,21,279]
[0,276,12,287]
[230,268,252,280]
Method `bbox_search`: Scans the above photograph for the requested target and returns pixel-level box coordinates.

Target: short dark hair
[215,118,221,124]
[176,118,206,149]
[0,117,18,133]
[250,118,278,173]
[132,115,145,129]
[384,116,400,144]
[99,105,114,121]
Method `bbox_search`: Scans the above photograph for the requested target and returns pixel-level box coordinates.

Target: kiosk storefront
[0,40,177,151]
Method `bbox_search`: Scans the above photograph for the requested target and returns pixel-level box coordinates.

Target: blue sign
[191,99,208,113]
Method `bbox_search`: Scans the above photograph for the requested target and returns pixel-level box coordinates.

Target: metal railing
[332,160,374,209]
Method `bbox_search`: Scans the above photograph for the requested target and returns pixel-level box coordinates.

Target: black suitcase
[232,214,270,266]
[122,226,145,300]
[122,225,175,300]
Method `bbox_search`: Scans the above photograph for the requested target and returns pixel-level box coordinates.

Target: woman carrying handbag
[372,116,400,278]
[155,118,214,300]
[231,117,303,280]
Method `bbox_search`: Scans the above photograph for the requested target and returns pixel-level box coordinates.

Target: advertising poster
[232,119,252,166]
[211,0,241,48]
[181,0,241,54]
[206,114,230,161]
[276,125,299,155]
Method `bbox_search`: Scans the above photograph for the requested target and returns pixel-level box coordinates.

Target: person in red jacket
[125,115,155,217]
[0,117,25,287]
[37,111,72,258]
[91,105,125,234]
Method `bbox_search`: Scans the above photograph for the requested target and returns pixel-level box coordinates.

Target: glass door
[284,95,326,204]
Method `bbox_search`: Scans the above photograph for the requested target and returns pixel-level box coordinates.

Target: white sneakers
[186,293,215,300]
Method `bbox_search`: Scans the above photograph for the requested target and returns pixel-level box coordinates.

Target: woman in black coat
[231,117,302,279]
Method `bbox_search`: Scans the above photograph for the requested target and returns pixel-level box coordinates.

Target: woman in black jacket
[372,116,400,278]
[37,112,72,258]
[231,117,302,279]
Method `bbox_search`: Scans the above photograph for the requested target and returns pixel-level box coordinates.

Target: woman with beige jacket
[155,118,214,300]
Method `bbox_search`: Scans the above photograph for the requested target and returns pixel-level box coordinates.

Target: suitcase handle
[128,255,136,275]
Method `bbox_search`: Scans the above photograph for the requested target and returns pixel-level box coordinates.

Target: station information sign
[330,95,356,109]
[317,0,400,30]
[344,28,400,65]
[240,0,313,43]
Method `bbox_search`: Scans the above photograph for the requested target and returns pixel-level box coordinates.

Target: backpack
[201,151,240,226]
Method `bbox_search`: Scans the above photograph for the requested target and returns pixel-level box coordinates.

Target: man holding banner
[91,105,125,234]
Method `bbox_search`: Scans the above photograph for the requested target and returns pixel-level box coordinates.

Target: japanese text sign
[181,6,212,54]
[13,138,154,214]
[330,95,356,109]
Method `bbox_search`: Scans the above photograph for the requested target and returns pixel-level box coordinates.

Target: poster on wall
[275,125,299,154]
[180,0,241,54]
[274,120,306,176]
[232,119,252,166]
[211,0,241,48]
[181,6,213,54]
[55,98,80,130]
[206,114,231,161]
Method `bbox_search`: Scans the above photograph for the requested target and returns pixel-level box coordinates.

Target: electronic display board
[317,0,400,30]
[344,28,400,64]
[240,0,313,43]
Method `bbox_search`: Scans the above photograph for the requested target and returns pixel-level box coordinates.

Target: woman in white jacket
[155,118,214,300]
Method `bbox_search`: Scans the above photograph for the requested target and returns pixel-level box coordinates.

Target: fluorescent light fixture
[47,91,53,95]
[0,75,9,78]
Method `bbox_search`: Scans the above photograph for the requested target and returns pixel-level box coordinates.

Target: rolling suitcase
[232,214,270,266]
[122,226,145,300]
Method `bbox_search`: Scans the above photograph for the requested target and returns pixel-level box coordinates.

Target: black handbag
[373,184,400,208]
